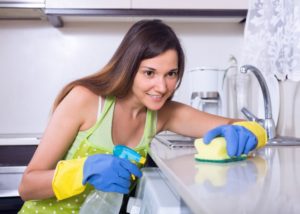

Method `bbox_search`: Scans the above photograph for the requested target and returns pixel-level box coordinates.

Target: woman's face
[132,49,179,110]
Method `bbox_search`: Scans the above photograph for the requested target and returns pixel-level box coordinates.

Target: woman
[18,19,266,213]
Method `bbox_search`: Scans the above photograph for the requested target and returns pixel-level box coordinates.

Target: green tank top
[19,96,157,214]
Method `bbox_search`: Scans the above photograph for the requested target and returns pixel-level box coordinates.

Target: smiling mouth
[147,93,163,99]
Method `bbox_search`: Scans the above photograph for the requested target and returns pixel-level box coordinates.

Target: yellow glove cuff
[52,157,87,201]
[233,121,268,149]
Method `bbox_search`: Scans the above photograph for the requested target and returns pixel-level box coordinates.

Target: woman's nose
[155,77,167,93]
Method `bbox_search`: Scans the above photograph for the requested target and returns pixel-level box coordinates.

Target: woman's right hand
[203,125,257,157]
[83,154,142,194]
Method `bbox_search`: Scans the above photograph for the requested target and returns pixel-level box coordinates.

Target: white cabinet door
[46,0,131,9]
[132,0,248,10]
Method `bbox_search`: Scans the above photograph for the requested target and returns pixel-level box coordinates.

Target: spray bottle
[79,145,145,214]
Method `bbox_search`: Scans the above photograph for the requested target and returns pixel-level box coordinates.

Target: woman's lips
[147,93,163,101]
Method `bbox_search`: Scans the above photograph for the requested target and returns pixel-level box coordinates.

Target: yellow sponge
[194,137,247,163]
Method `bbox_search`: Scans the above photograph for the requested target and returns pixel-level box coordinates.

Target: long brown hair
[52,19,185,111]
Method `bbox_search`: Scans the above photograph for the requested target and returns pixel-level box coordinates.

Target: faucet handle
[241,107,265,126]
[241,107,258,121]
[241,107,276,140]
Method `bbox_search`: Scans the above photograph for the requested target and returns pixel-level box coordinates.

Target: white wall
[0,19,244,134]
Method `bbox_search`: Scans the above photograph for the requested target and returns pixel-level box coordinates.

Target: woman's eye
[144,70,154,77]
[168,71,178,78]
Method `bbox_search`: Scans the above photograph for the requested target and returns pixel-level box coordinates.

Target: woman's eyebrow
[140,66,156,71]
[169,68,179,72]
[141,66,178,72]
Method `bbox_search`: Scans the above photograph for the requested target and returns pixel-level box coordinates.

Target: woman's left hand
[203,125,258,157]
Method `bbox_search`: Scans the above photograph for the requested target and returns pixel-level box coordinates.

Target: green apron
[19,96,157,214]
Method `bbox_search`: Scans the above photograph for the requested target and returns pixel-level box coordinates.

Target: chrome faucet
[240,65,276,139]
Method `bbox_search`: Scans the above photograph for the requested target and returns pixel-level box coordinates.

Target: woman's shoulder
[66,86,102,130]
[66,85,104,107]
[62,85,101,117]
[70,85,99,101]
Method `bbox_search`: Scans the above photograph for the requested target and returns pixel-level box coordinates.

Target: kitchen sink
[267,136,300,146]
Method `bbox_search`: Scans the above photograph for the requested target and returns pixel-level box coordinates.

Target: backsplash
[1,19,299,138]
[0,20,244,134]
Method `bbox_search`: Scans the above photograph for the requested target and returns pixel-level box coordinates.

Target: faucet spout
[240,65,276,139]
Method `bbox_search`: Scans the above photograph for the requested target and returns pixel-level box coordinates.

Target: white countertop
[149,138,300,214]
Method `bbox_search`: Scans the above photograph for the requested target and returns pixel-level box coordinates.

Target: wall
[0,19,245,134]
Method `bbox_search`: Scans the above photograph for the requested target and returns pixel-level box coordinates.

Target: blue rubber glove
[203,125,258,157]
[82,154,142,194]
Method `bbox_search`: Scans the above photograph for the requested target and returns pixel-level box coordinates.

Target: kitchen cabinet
[43,0,248,27]
[0,138,38,212]
[0,197,24,214]
[1,0,248,26]
[46,0,248,10]
[0,165,26,213]
[0,0,44,7]
[46,0,131,9]
[132,0,248,10]
[0,0,45,19]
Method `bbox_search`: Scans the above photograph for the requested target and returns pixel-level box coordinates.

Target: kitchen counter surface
[149,137,300,214]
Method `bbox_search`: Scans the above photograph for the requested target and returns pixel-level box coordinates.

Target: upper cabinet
[46,0,130,9]
[131,0,248,10]
[2,0,248,27]
[45,0,248,10]
[0,0,45,20]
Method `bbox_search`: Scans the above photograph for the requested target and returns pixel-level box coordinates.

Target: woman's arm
[18,86,99,200]
[157,100,241,137]
[157,101,267,158]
